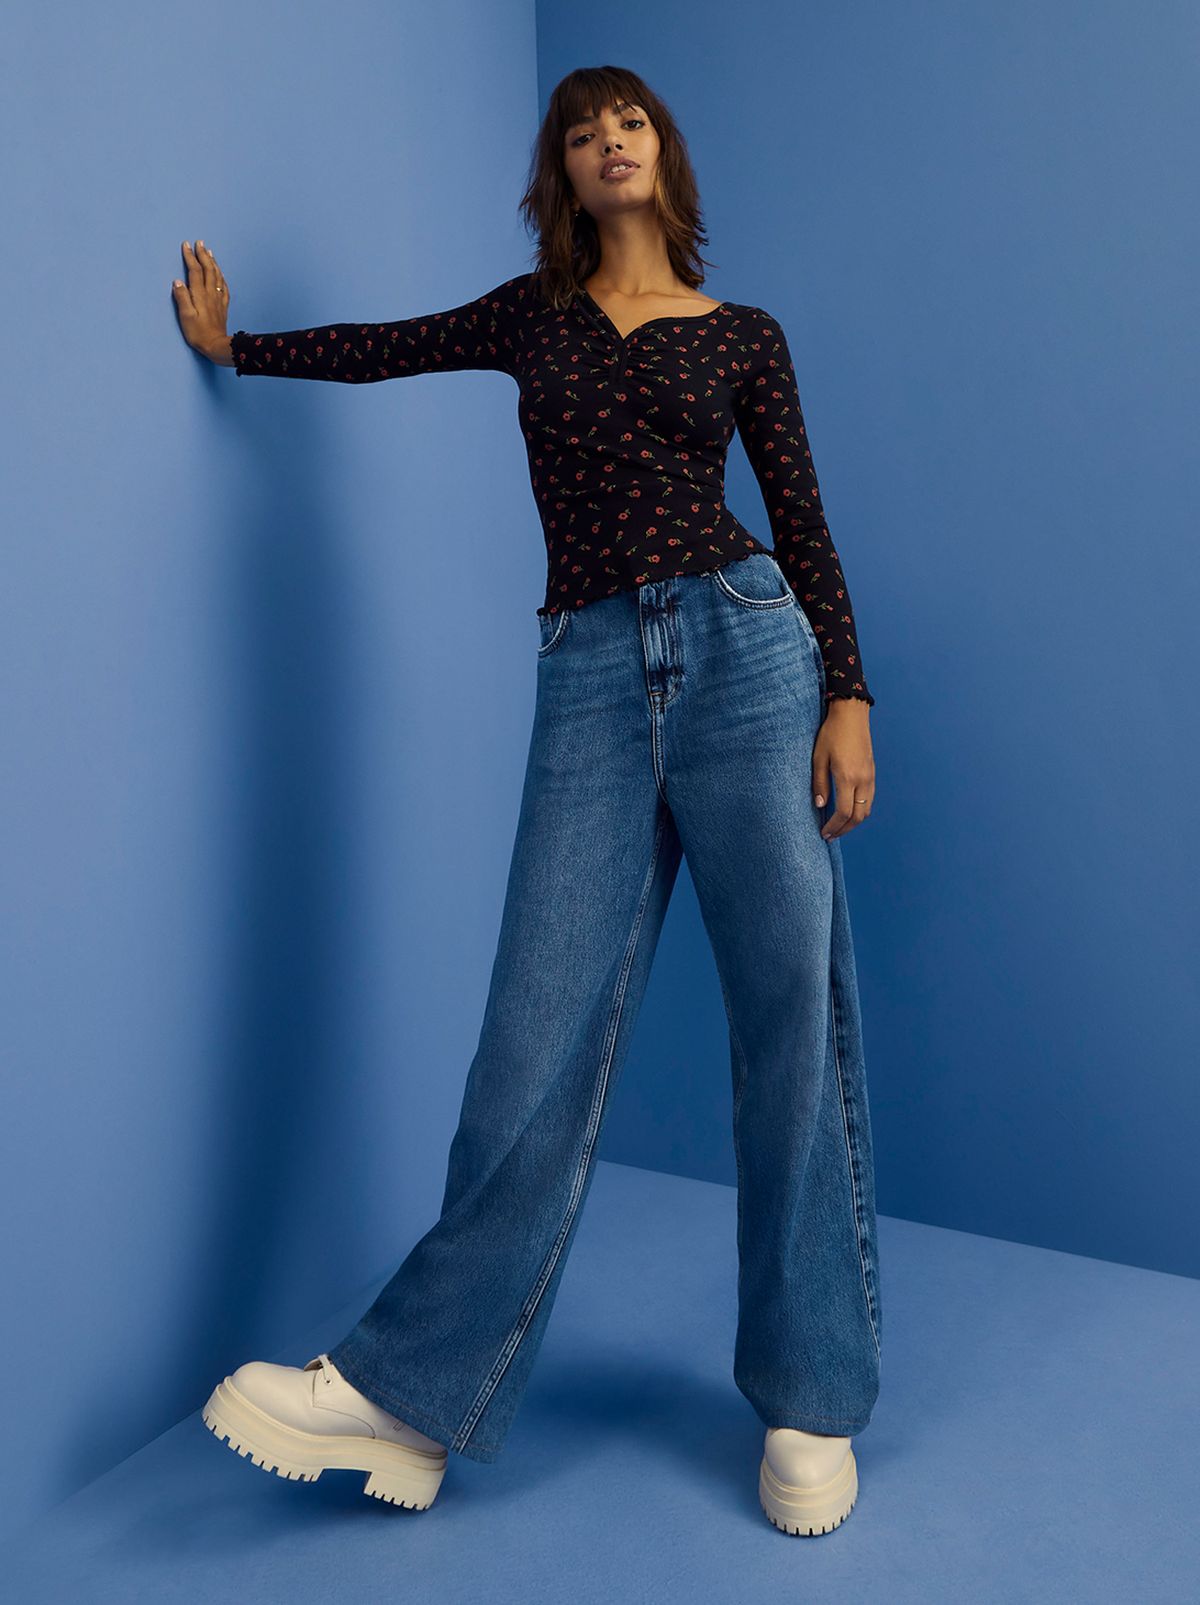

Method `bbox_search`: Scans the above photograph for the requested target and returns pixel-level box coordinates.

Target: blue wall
[3,0,1196,1545]
[0,0,539,1543]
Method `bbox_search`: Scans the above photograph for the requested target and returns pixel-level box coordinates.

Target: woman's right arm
[173,239,522,382]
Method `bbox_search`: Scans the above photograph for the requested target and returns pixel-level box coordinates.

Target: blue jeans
[327,553,882,1461]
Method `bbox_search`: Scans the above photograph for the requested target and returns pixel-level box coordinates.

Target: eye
[570,117,645,148]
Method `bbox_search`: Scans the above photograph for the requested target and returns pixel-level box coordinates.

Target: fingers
[181,240,228,305]
[182,239,203,292]
[202,242,228,301]
[812,749,830,812]
[173,242,230,351]
[820,770,873,841]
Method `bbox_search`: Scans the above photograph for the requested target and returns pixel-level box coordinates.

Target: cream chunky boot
[202,1352,448,1509]
[758,1426,858,1535]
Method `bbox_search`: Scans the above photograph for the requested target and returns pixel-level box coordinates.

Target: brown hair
[518,66,717,312]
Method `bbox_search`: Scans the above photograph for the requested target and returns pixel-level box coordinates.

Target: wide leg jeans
[327,553,882,1461]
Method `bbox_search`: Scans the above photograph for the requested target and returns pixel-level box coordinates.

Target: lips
[601,158,639,179]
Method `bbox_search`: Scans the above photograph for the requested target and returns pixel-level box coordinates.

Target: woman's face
[562,99,661,218]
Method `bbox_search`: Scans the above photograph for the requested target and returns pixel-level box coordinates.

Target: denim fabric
[327,553,882,1462]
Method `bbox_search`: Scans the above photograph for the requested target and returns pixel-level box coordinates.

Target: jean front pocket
[536,606,571,658]
[712,552,795,610]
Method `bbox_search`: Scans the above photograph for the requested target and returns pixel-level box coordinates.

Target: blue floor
[4,1159,1198,1603]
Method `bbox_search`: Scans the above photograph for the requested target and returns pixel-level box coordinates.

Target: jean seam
[451,803,671,1455]
[537,608,571,657]
[715,966,750,1268]
[714,567,794,609]
[649,697,669,803]
[829,970,882,1362]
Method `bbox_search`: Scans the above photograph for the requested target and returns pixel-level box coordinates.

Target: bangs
[558,69,649,136]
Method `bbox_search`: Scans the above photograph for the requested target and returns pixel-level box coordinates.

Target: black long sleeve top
[231,272,873,704]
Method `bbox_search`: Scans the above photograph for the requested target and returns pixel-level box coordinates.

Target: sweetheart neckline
[580,288,731,345]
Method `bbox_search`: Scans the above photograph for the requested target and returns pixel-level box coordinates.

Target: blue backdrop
[2,0,1196,1544]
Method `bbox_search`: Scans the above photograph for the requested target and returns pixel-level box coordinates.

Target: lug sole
[202,1377,448,1510]
[758,1445,858,1536]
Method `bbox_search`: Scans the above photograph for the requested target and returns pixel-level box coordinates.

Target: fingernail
[814,795,824,806]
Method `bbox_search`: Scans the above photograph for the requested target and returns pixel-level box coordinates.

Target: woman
[177,65,881,1538]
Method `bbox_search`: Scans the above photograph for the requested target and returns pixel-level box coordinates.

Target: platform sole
[202,1377,448,1509]
[758,1445,858,1536]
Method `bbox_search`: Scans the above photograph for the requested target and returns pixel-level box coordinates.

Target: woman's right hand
[173,240,234,364]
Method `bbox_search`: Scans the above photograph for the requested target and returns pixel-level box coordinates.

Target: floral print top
[231,272,873,703]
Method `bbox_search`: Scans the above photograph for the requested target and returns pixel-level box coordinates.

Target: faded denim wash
[327,553,882,1461]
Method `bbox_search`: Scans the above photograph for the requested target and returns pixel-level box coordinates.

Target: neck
[585,218,680,299]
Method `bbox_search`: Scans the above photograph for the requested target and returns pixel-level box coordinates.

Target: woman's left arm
[732,310,875,838]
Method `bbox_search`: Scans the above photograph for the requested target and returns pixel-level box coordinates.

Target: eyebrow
[567,101,640,132]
